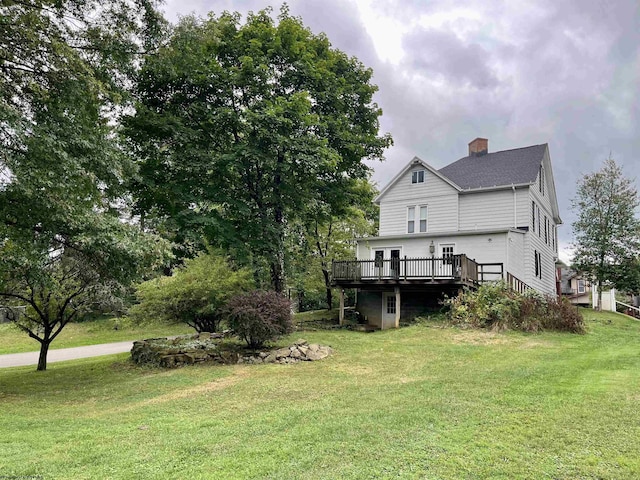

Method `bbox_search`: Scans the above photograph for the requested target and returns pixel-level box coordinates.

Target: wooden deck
[332,254,497,288]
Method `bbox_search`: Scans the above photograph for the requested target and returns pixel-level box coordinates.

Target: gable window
[539,165,545,195]
[577,279,585,294]
[407,207,415,233]
[411,170,425,184]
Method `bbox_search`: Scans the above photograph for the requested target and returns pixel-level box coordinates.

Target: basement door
[381,292,397,329]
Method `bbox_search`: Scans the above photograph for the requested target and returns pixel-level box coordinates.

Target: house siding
[358,232,508,267]
[506,230,526,281]
[459,189,515,231]
[379,195,458,236]
[524,150,558,295]
[378,165,459,236]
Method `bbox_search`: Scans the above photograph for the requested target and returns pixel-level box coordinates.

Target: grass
[0,317,193,354]
[1,309,640,478]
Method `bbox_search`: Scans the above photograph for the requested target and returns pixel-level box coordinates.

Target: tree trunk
[270,252,285,294]
[322,267,332,309]
[37,340,50,371]
[596,279,603,312]
[270,153,286,294]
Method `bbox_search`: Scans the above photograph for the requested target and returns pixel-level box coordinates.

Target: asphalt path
[0,341,134,368]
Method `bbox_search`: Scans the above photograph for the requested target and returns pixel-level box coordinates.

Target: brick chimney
[468,138,488,157]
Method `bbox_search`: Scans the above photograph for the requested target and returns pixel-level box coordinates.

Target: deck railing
[332,255,479,284]
[506,272,530,294]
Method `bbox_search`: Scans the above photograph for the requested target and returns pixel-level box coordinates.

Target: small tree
[571,158,640,310]
[130,250,254,332]
[226,291,293,348]
[0,217,169,371]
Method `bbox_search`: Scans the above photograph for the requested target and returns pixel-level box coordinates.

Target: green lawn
[0,318,193,354]
[1,310,640,479]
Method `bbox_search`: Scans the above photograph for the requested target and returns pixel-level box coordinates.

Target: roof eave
[374,156,461,204]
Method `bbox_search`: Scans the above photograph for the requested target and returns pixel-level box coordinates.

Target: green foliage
[572,157,640,306]
[226,290,294,348]
[130,250,254,332]
[445,282,585,333]
[291,179,379,310]
[126,7,392,291]
[0,0,168,370]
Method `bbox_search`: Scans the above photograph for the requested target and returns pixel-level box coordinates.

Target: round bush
[226,290,294,348]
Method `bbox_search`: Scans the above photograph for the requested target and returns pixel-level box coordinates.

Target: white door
[439,244,455,277]
[382,292,397,329]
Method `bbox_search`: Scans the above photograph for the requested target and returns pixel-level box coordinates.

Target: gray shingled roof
[438,144,547,190]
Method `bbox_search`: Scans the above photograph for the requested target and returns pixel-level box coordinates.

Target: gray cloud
[402,29,499,89]
[162,0,640,258]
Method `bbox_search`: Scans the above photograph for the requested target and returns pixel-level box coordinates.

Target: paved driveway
[0,341,134,368]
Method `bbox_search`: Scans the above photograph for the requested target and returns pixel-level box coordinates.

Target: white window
[408,205,427,233]
[577,279,585,294]
[539,165,545,195]
[411,170,425,184]
[419,206,427,232]
[407,207,415,233]
[386,295,396,314]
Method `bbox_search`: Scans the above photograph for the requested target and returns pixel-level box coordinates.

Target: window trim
[411,170,425,184]
[407,204,427,233]
[577,279,585,294]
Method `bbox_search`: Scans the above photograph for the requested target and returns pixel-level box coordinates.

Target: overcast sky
[162,0,640,264]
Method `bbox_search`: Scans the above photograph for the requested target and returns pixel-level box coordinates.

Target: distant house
[558,267,592,306]
[333,138,561,328]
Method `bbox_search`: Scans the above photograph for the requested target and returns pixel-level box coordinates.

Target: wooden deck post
[339,289,345,326]
[394,287,400,329]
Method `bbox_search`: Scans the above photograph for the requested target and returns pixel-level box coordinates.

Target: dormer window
[411,170,425,184]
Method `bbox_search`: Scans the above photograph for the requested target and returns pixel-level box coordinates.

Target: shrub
[444,282,585,333]
[129,249,254,332]
[226,290,294,348]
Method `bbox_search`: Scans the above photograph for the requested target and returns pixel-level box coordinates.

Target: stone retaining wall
[131,334,332,368]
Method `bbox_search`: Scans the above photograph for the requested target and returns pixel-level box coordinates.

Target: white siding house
[333,138,562,328]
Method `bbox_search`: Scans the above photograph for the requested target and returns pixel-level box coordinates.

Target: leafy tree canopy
[126,6,392,291]
[0,0,169,370]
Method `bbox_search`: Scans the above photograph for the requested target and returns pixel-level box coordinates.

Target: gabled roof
[374,156,461,203]
[438,144,548,190]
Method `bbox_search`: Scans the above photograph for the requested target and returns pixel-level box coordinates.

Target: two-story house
[559,266,592,307]
[332,138,562,329]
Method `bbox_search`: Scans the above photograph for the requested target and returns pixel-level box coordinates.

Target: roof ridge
[440,143,547,168]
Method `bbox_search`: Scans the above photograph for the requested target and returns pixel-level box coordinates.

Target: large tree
[571,158,640,310]
[126,7,392,292]
[0,0,169,370]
